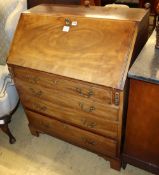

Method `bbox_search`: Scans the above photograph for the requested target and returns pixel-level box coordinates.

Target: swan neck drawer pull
[30,88,43,97]
[79,102,95,113]
[76,88,93,98]
[81,119,96,128]
[40,121,50,128]
[33,104,47,112]
[81,137,96,146]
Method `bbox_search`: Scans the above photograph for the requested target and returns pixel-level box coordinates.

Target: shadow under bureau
[7,4,148,170]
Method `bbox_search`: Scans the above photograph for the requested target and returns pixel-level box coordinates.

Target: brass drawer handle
[81,119,96,128]
[81,137,96,146]
[52,80,57,84]
[40,121,50,128]
[25,75,39,84]
[63,124,68,129]
[29,88,43,97]
[76,88,93,98]
[33,104,47,112]
[79,102,95,113]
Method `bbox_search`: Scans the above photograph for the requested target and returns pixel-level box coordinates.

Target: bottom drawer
[26,110,117,158]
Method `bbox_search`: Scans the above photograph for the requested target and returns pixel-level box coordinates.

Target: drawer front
[15,78,119,121]
[12,66,113,105]
[16,79,118,139]
[26,110,117,158]
[25,98,118,139]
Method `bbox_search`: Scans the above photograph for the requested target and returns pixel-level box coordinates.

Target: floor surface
[0,104,153,175]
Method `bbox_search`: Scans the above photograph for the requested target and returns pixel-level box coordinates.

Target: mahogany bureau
[7,5,148,170]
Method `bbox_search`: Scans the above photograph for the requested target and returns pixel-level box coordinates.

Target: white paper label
[0,120,5,124]
[72,21,77,26]
[62,26,70,32]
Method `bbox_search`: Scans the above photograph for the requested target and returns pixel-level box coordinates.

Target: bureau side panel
[131,11,149,64]
[124,79,159,167]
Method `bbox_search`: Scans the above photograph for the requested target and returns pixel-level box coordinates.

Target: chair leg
[1,124,16,144]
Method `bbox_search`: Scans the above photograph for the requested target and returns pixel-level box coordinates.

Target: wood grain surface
[26,109,117,158]
[26,4,147,22]
[13,66,113,105]
[24,4,149,64]
[123,79,159,173]
[14,77,119,118]
[14,78,119,138]
[8,9,137,90]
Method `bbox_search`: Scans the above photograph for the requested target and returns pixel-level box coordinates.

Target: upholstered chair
[0,65,19,144]
[0,0,27,143]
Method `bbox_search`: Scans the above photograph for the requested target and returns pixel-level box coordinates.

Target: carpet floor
[0,104,153,175]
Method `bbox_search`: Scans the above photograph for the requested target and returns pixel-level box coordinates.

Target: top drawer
[12,66,114,105]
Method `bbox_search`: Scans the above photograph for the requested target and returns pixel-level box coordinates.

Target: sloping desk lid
[7,5,137,90]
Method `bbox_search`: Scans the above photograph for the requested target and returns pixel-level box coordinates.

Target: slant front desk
[7,5,148,170]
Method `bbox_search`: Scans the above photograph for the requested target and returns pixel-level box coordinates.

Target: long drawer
[15,79,119,139]
[14,78,119,121]
[26,109,117,158]
[24,97,118,139]
[12,66,113,105]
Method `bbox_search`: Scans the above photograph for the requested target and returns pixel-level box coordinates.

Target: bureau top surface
[26,4,148,22]
[129,30,159,85]
[7,5,138,90]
